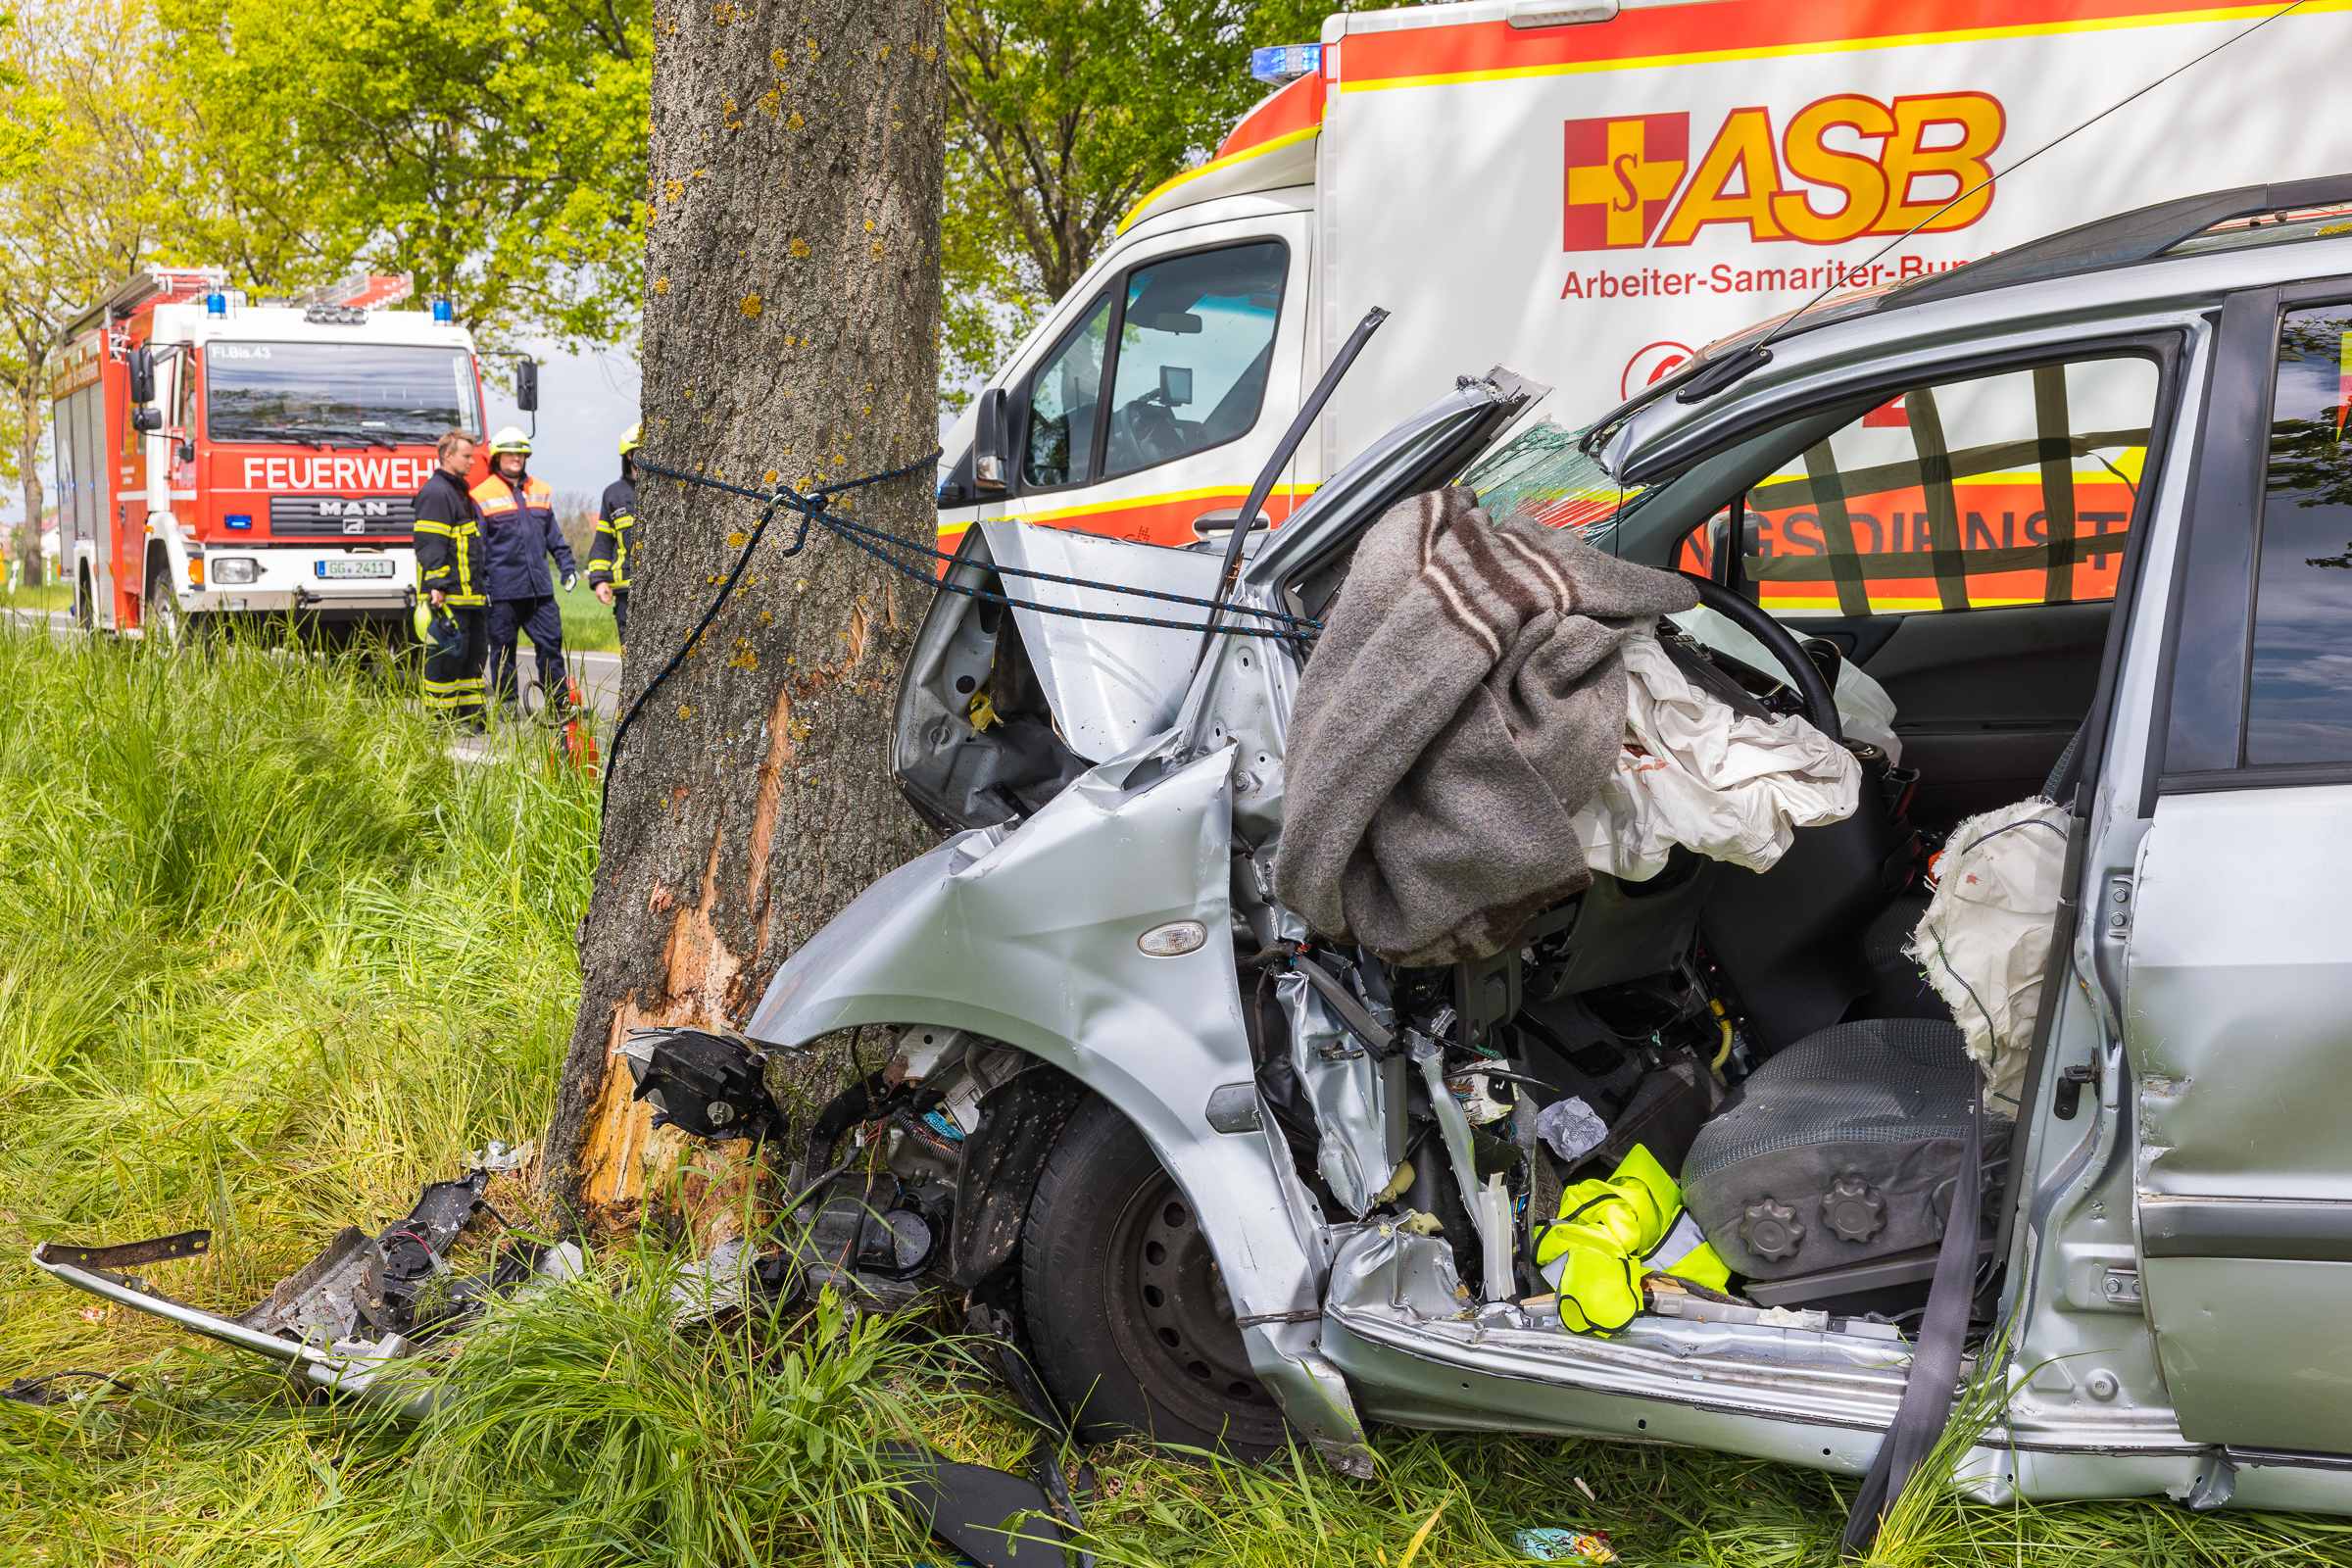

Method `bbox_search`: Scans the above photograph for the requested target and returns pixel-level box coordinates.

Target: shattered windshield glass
[205,342,482,447]
[1462,416,1650,538]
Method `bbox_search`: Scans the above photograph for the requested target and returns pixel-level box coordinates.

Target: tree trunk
[540,0,943,1232]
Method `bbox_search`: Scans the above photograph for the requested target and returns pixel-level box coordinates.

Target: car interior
[899,346,2160,1329]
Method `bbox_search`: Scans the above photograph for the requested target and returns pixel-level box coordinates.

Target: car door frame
[2125,271,2352,1463]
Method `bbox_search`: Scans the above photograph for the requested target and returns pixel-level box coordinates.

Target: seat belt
[1840,1068,1985,1557]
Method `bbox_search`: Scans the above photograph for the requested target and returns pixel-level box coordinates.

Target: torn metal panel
[238,1225,368,1342]
[1276,968,1389,1217]
[977,517,1223,762]
[1326,1217,1470,1322]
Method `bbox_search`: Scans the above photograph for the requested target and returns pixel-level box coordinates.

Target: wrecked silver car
[668,176,2352,1526]
[41,177,2352,1537]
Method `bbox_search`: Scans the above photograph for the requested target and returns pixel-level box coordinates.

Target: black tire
[144,564,186,648]
[1020,1095,1291,1454]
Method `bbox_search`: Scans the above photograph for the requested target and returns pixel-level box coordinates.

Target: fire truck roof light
[431,297,455,323]
[205,292,226,318]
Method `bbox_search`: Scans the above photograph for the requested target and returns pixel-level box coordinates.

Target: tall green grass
[1,625,2347,1567]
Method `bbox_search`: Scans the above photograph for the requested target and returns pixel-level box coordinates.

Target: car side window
[1102,243,1287,481]
[2244,304,2352,764]
[1022,293,1110,490]
[1729,358,2160,615]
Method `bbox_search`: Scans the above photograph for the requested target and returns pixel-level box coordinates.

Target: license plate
[315,560,395,580]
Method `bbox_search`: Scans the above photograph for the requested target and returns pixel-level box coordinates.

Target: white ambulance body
[935,0,2352,553]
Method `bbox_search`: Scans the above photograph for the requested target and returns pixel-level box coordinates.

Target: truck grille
[269,496,416,537]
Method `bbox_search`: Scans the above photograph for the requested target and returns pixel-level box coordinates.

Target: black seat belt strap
[1841,1067,1985,1557]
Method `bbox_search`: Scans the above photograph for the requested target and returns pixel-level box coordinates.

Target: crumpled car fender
[746,746,1315,1316]
[746,744,1372,1467]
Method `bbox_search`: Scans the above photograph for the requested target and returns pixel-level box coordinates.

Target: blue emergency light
[1250,43,1319,85]
[205,292,227,318]
[431,297,455,323]
[225,514,252,530]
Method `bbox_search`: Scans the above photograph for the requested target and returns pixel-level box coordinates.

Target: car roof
[1605,173,2352,484]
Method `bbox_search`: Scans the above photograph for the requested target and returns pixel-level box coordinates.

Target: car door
[941,214,1312,554]
[2129,278,2352,1458]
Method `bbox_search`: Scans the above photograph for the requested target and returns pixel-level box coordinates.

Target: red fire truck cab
[53,267,487,642]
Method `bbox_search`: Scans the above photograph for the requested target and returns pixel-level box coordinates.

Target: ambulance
[933,0,2352,564]
[52,268,493,644]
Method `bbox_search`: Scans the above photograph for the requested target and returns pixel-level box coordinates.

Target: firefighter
[589,421,638,643]
[412,428,489,728]
[472,426,580,719]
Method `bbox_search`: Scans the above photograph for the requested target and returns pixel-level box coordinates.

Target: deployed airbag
[1578,631,1860,883]
[1906,796,2070,1113]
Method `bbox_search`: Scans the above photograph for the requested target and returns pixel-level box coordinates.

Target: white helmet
[487,425,532,455]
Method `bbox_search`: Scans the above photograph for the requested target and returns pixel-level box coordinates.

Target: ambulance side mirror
[973,386,1008,491]
[126,345,156,406]
[515,356,539,412]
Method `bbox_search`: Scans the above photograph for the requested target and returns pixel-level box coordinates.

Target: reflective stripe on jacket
[470,471,578,600]
[589,474,635,590]
[412,468,487,607]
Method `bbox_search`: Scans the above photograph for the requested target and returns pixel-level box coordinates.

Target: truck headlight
[211,558,259,585]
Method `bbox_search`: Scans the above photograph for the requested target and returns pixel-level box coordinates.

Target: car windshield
[205,343,481,446]
[1463,416,1652,540]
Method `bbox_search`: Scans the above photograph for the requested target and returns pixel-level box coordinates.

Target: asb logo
[1564,93,2005,252]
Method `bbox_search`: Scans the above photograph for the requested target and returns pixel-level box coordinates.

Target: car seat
[1678,1017,2011,1285]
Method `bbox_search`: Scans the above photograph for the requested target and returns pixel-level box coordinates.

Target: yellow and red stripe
[1338,0,2351,93]
[937,483,1317,566]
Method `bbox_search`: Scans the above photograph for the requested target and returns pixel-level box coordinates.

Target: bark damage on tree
[543,0,943,1239]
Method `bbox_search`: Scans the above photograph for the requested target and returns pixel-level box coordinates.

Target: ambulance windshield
[205,343,482,447]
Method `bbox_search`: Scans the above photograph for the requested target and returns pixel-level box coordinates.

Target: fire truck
[52,268,505,643]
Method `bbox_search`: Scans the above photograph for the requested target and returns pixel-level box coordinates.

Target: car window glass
[2245,304,2352,765]
[1466,416,1651,534]
[1102,243,1286,481]
[1022,293,1110,489]
[1739,358,2159,615]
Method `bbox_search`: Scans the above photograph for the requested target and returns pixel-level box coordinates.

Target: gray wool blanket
[1271,485,1699,966]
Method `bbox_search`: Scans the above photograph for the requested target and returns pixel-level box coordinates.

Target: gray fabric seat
[1682,1019,2010,1282]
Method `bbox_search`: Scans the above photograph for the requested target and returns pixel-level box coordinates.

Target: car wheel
[1021,1095,1292,1454]
[144,566,185,648]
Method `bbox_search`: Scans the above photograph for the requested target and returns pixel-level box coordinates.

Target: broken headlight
[620,1027,782,1144]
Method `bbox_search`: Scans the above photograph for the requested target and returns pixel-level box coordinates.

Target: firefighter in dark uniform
[589,421,638,643]
[472,426,580,719]
[412,428,489,728]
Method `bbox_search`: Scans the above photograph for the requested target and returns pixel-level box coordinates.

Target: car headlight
[211,557,259,585]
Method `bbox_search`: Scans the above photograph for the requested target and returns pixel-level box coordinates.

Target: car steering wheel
[1675,573,1842,744]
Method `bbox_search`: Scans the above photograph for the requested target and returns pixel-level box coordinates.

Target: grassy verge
[0,628,2345,1566]
[0,582,73,614]
[512,582,623,656]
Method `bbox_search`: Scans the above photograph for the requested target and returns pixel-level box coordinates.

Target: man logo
[1622,342,1694,401]
[343,518,366,535]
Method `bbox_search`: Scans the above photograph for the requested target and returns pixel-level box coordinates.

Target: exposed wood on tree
[542,0,943,1233]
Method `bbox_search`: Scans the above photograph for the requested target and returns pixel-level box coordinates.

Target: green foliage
[150,0,651,347]
[940,0,1404,404]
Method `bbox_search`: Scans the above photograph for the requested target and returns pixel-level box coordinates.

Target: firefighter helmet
[487,425,532,455]
[619,420,641,456]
